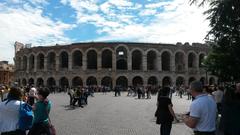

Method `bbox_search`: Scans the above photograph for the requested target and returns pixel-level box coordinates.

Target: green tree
[190,0,240,82]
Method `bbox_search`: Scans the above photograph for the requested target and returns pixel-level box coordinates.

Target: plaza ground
[49,92,193,135]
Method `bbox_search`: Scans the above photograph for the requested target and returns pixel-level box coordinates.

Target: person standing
[212,86,224,114]
[28,87,37,106]
[0,87,26,135]
[155,87,178,135]
[184,81,217,135]
[220,83,240,135]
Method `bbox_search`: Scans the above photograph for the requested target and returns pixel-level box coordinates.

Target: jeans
[160,123,172,135]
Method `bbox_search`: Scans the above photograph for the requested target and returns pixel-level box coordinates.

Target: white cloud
[139,9,157,16]
[0,5,74,63]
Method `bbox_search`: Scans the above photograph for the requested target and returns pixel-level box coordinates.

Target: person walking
[0,87,26,135]
[155,87,178,135]
[184,81,217,135]
[220,83,240,135]
[28,88,52,135]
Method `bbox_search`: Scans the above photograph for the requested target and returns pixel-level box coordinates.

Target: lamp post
[201,56,208,85]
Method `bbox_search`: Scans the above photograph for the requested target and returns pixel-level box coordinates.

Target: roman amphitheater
[14,42,217,89]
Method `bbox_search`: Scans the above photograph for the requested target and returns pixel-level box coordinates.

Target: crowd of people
[0,86,53,135]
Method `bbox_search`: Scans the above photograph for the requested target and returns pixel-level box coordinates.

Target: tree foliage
[190,0,240,82]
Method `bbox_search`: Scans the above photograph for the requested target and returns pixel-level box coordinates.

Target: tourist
[28,88,52,135]
[155,86,178,135]
[220,83,240,135]
[28,87,37,106]
[67,87,74,106]
[212,86,224,114]
[184,81,217,135]
[0,87,26,135]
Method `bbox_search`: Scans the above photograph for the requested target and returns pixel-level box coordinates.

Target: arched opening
[23,56,27,71]
[47,52,56,70]
[188,77,196,85]
[36,78,44,87]
[132,76,143,86]
[147,51,157,70]
[102,50,112,69]
[37,53,44,70]
[175,52,185,72]
[162,76,171,87]
[59,77,69,89]
[148,76,158,85]
[86,76,97,86]
[72,50,82,68]
[116,47,128,70]
[87,50,97,69]
[47,77,56,87]
[28,78,34,86]
[29,55,35,71]
[72,77,83,87]
[176,76,185,87]
[209,77,215,85]
[200,77,205,85]
[162,51,171,71]
[199,54,205,67]
[59,51,68,69]
[101,76,112,87]
[188,52,197,68]
[132,50,142,70]
[22,78,27,86]
[116,76,128,88]
[16,57,21,70]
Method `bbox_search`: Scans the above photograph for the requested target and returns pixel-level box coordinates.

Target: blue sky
[0,0,209,63]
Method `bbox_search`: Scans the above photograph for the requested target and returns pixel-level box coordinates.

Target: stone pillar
[185,54,188,73]
[97,53,101,71]
[82,54,87,71]
[158,55,162,71]
[69,54,72,71]
[143,54,147,71]
[34,55,37,72]
[171,54,175,72]
[196,54,199,72]
[44,56,47,72]
[128,77,132,86]
[128,52,132,71]
[26,57,29,73]
[56,55,59,71]
[112,52,116,71]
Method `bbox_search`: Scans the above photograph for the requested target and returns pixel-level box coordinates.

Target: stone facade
[14,42,217,88]
[0,61,14,85]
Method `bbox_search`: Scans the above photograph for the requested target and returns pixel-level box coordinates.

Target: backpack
[18,101,34,131]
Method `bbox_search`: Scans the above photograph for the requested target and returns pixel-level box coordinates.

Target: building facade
[14,42,217,88]
[0,61,14,85]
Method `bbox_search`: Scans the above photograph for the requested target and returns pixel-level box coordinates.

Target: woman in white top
[0,87,26,135]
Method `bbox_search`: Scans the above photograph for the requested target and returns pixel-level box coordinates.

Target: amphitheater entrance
[60,52,69,69]
[176,76,185,87]
[162,76,171,87]
[47,52,56,70]
[102,50,112,69]
[101,77,112,88]
[28,78,34,86]
[162,52,171,71]
[175,52,185,72]
[72,50,82,68]
[72,77,83,87]
[188,53,197,68]
[87,50,97,69]
[47,77,56,87]
[29,55,35,71]
[59,77,69,89]
[132,76,143,87]
[116,76,128,89]
[132,50,142,70]
[147,51,157,70]
[36,78,44,87]
[148,76,158,86]
[87,76,97,86]
[116,47,128,70]
[37,53,44,70]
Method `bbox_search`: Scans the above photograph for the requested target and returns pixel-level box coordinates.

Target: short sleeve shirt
[33,100,52,124]
[189,94,217,132]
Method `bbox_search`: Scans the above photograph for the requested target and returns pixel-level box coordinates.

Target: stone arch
[147,50,158,70]
[59,77,69,88]
[188,51,197,68]
[116,76,128,88]
[23,55,28,71]
[148,76,158,85]
[162,76,172,86]
[176,76,185,86]
[22,78,27,86]
[102,49,112,69]
[37,53,45,70]
[86,76,97,86]
[101,76,112,87]
[188,77,196,85]
[28,78,34,86]
[132,49,143,70]
[72,50,83,68]
[161,50,172,71]
[132,76,143,86]
[116,46,128,70]
[72,76,83,87]
[29,54,35,71]
[59,51,69,69]
[175,51,185,72]
[47,52,56,70]
[199,53,205,67]
[36,78,44,87]
[47,77,56,87]
[87,49,97,69]
[209,77,215,85]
